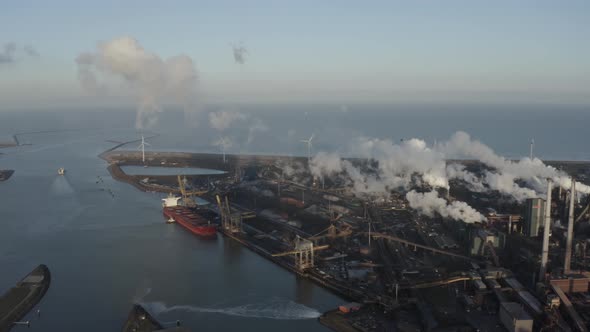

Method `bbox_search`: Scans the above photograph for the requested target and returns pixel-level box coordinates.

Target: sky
[0,0,589,109]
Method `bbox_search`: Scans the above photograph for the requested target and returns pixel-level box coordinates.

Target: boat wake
[141,298,321,320]
[51,176,74,195]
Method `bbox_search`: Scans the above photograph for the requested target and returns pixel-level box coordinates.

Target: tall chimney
[539,179,552,280]
[564,179,575,275]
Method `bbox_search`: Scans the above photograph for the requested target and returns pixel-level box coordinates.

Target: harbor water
[0,128,342,332]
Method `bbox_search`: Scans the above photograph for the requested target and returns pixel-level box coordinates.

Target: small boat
[57,168,65,175]
[166,217,175,224]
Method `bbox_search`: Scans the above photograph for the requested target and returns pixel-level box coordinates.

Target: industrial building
[499,302,533,332]
[524,197,545,237]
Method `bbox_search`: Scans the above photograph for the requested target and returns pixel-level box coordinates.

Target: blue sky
[0,0,589,108]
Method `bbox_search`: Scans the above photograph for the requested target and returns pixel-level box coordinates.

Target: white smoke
[406,190,486,224]
[208,110,247,131]
[231,43,248,64]
[315,136,449,193]
[309,152,343,178]
[445,164,486,192]
[213,136,233,150]
[438,131,590,197]
[76,36,198,129]
[247,119,269,144]
[308,130,589,223]
[0,42,38,64]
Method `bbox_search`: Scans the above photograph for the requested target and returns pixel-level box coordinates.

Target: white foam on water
[51,176,74,195]
[132,287,152,304]
[141,298,321,320]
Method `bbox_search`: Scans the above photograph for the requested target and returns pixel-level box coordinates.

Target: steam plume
[231,43,248,64]
[76,36,198,129]
[406,190,486,224]
[308,131,589,223]
[209,110,247,131]
[0,42,38,64]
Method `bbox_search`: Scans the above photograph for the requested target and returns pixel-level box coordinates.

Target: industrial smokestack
[529,138,534,160]
[564,179,575,275]
[540,179,552,280]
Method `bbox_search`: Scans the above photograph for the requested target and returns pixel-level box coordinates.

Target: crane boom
[272,245,329,257]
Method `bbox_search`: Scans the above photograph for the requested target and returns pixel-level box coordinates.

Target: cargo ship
[0,264,51,331]
[162,194,217,237]
[0,170,14,182]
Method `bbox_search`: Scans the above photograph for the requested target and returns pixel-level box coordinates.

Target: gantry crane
[272,235,329,270]
[215,194,242,233]
[309,224,353,244]
[177,175,208,207]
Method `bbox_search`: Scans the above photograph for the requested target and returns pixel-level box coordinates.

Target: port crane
[309,224,352,244]
[177,175,207,207]
[272,235,329,271]
[215,195,242,233]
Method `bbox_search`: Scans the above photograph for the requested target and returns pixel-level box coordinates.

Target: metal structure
[138,135,150,164]
[177,175,207,208]
[300,134,314,162]
[550,284,588,332]
[272,235,329,270]
[483,241,500,267]
[215,195,242,233]
[565,179,576,275]
[540,179,552,280]
[370,233,474,261]
[309,224,352,243]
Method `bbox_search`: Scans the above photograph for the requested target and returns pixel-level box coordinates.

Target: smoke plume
[0,42,38,64]
[213,136,233,150]
[231,43,248,64]
[308,130,589,223]
[406,190,486,224]
[437,131,590,197]
[247,119,269,144]
[76,36,198,129]
[208,110,247,131]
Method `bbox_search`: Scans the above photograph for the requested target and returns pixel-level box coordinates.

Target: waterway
[0,128,342,332]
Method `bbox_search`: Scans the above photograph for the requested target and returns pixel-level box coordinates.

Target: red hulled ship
[162,194,217,237]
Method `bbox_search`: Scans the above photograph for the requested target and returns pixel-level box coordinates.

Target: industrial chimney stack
[564,179,575,275]
[539,179,552,280]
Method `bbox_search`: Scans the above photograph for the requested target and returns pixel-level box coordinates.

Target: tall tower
[539,179,552,280]
[564,179,575,275]
[524,198,545,237]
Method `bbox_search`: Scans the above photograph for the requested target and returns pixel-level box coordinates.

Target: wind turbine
[300,134,314,162]
[138,135,150,166]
